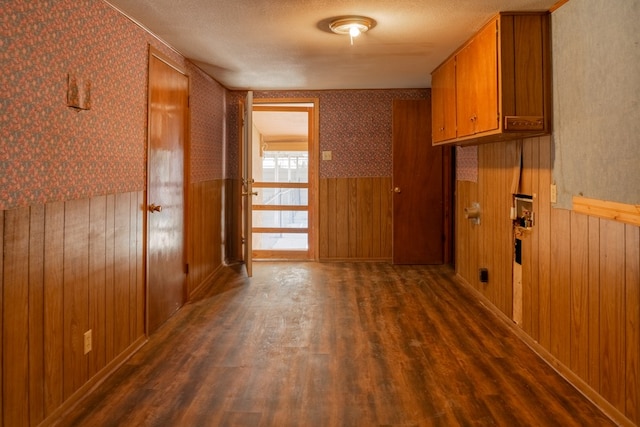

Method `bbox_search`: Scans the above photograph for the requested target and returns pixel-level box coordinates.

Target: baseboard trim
[44,335,148,426]
[454,273,633,427]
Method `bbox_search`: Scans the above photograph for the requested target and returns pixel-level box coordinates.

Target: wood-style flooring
[58,263,615,426]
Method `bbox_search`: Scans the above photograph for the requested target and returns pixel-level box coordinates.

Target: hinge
[187,95,190,108]
[185,263,189,274]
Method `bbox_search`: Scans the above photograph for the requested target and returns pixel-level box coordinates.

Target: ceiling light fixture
[329,16,374,45]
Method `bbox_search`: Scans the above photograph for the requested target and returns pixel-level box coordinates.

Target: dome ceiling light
[329,16,375,45]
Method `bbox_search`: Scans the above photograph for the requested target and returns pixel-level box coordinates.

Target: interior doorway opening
[250,100,318,261]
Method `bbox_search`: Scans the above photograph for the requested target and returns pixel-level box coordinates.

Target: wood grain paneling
[225,178,243,264]
[3,207,30,426]
[29,205,45,426]
[113,193,131,356]
[63,199,90,399]
[0,209,3,427]
[570,211,589,379]
[188,180,225,298]
[1,192,145,426]
[626,225,640,421]
[600,220,626,411]
[319,177,392,261]
[455,135,640,426]
[89,196,107,379]
[44,202,64,417]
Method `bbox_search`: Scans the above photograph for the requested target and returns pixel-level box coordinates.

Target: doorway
[240,98,319,263]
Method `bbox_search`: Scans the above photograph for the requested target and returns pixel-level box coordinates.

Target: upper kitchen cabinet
[431,57,457,143]
[431,12,551,146]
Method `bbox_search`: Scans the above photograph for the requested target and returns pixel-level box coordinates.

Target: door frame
[145,46,190,334]
[239,97,320,262]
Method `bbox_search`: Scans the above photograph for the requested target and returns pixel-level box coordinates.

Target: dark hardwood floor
[57,263,615,426]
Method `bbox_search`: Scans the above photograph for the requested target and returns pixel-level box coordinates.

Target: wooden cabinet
[431,57,456,143]
[431,12,550,146]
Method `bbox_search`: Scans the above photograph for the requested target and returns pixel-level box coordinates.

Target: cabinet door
[473,19,499,134]
[456,18,499,137]
[455,40,476,137]
[431,58,456,143]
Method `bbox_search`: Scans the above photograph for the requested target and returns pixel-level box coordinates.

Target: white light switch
[322,151,332,161]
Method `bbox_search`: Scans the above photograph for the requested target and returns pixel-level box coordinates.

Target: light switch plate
[322,151,332,161]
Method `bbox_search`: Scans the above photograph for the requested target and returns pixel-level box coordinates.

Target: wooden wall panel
[335,179,350,259]
[3,208,30,426]
[136,191,145,340]
[104,195,116,363]
[44,202,64,417]
[188,180,225,298]
[549,208,571,365]
[570,212,590,380]
[600,220,627,412]
[63,199,90,400]
[0,209,3,427]
[225,178,243,264]
[348,179,358,258]
[357,178,373,259]
[113,193,131,356]
[587,215,602,392]
[626,225,640,422]
[89,196,107,379]
[128,195,138,346]
[537,137,552,350]
[29,205,45,426]
[1,191,145,425]
[455,135,640,425]
[319,177,392,261]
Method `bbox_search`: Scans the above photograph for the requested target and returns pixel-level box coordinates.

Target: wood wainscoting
[319,177,392,261]
[188,179,225,298]
[1,185,228,426]
[456,135,640,426]
[1,192,146,426]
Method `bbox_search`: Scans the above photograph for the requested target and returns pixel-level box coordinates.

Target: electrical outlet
[322,150,332,161]
[83,330,92,355]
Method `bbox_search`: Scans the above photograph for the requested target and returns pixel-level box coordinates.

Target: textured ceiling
[104,0,557,90]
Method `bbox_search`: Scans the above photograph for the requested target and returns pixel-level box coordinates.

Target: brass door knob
[148,203,162,213]
[393,187,402,193]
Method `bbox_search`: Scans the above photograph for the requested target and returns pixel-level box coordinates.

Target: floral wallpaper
[2,0,426,209]
[187,62,226,182]
[226,89,430,179]
[0,0,223,210]
[456,145,478,182]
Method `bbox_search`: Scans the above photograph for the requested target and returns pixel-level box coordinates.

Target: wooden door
[251,105,313,261]
[431,58,457,143]
[147,49,188,333]
[392,99,444,264]
[241,91,255,276]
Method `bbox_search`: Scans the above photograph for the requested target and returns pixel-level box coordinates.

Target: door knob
[148,203,162,213]
[393,187,402,193]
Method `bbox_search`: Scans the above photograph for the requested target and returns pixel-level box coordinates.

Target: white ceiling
[104,0,557,90]
[253,110,309,140]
